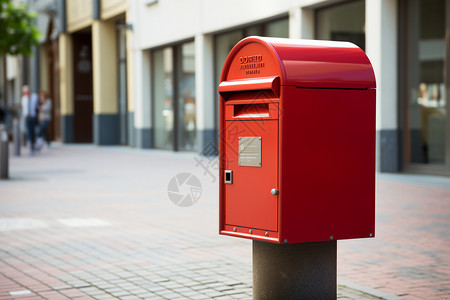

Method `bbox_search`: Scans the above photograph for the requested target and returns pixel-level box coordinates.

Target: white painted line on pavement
[339,280,405,300]
[57,218,111,227]
[9,290,31,296]
[0,218,49,231]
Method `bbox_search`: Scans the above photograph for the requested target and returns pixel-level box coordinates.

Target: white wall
[132,0,304,50]
[133,49,151,130]
[366,0,398,131]
[131,0,367,52]
[194,33,214,133]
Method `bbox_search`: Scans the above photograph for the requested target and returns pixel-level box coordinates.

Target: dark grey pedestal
[253,240,337,300]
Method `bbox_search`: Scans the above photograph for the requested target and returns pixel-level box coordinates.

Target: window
[152,41,196,151]
[177,42,196,150]
[266,18,289,38]
[316,0,365,51]
[153,47,173,150]
[405,0,447,166]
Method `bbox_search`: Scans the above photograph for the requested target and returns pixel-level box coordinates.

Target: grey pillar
[13,118,20,156]
[29,46,40,93]
[93,114,120,145]
[253,240,337,300]
[0,124,9,179]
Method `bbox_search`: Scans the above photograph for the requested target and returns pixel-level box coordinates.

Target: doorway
[72,33,93,143]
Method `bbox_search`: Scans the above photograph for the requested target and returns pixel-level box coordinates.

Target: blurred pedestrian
[21,85,39,155]
[36,90,52,150]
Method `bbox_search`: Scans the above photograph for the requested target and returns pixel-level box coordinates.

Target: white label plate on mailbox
[239,136,261,167]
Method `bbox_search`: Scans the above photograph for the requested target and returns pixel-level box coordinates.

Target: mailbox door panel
[224,119,278,232]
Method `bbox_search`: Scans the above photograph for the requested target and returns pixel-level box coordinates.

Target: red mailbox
[218,37,376,244]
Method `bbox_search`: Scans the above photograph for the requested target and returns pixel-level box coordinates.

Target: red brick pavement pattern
[339,179,450,300]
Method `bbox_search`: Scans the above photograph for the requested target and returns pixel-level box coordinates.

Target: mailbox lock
[271,188,278,195]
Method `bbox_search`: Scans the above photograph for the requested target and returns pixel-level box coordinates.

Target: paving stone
[189,294,211,300]
[201,289,225,297]
[120,295,140,300]
[110,290,131,297]
[94,294,119,300]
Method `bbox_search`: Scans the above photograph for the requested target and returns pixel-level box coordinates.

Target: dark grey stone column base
[135,128,152,149]
[61,115,74,143]
[128,112,135,147]
[410,129,424,163]
[253,240,337,300]
[378,129,400,172]
[0,134,9,179]
[198,129,217,156]
[94,114,119,145]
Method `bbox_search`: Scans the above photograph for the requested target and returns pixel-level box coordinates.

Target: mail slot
[219,37,376,244]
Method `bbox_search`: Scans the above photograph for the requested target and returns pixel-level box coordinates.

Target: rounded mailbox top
[219,36,376,90]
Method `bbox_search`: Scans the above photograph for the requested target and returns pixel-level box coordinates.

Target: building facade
[22,0,449,176]
[58,0,133,145]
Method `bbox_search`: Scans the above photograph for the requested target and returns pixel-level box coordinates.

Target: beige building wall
[102,0,127,20]
[39,47,50,94]
[59,34,74,116]
[92,20,118,114]
[66,0,93,33]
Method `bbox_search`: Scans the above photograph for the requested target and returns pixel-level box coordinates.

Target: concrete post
[13,118,20,156]
[253,240,336,299]
[0,124,9,179]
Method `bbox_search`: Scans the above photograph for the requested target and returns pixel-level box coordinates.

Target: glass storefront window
[246,25,263,36]
[407,0,446,165]
[266,18,289,38]
[153,47,174,150]
[316,0,365,51]
[152,41,196,151]
[177,42,196,151]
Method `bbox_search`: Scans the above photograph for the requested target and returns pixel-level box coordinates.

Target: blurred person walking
[36,90,52,150]
[21,85,39,155]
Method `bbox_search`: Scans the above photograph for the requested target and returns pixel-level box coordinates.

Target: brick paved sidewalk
[339,173,450,300]
[0,144,449,299]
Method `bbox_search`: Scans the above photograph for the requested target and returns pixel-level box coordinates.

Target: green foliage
[0,0,40,55]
